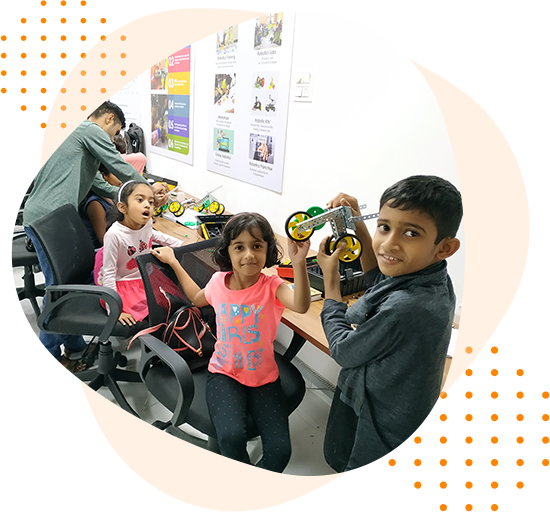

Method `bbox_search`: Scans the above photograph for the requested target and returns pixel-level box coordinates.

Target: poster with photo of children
[207,13,294,193]
[150,46,193,164]
[254,14,283,49]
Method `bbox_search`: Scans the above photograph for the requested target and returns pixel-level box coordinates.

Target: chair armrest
[138,333,195,428]
[283,331,307,361]
[38,284,123,343]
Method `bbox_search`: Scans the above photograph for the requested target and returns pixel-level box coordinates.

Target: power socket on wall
[294,71,313,102]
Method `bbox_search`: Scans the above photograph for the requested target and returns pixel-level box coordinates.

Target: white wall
[133,11,465,386]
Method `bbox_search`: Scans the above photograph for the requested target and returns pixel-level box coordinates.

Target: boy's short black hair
[213,212,283,271]
[88,101,126,130]
[379,175,463,244]
[98,163,111,176]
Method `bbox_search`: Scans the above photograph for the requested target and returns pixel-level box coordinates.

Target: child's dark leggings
[206,372,291,473]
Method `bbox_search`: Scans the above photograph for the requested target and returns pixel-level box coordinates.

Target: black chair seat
[142,346,305,440]
[44,294,146,338]
[12,236,39,267]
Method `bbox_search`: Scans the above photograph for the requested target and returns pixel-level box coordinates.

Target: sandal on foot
[63,341,97,362]
[34,357,87,376]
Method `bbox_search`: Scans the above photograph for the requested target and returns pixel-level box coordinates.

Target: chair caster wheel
[118,355,128,368]
[50,420,65,434]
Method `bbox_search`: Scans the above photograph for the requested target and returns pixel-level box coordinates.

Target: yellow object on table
[470,363,491,391]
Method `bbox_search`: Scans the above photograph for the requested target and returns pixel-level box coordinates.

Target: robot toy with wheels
[285,204,379,263]
[193,185,226,215]
[153,199,187,218]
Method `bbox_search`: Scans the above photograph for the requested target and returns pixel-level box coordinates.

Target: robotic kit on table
[151,184,228,226]
[284,203,379,297]
[197,214,233,239]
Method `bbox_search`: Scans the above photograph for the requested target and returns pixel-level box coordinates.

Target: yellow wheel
[217,203,225,214]
[168,201,182,213]
[285,211,314,241]
[333,234,362,263]
[209,201,220,213]
[174,204,185,217]
[306,206,326,231]
[154,206,164,217]
[196,203,206,212]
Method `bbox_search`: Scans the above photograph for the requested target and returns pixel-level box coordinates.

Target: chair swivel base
[152,419,221,453]
[77,341,142,417]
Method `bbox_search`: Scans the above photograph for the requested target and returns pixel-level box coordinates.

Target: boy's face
[372,202,445,277]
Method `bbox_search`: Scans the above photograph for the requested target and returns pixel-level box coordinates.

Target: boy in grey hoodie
[317,175,462,472]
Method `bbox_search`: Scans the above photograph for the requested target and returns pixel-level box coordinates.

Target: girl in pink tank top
[153,212,311,472]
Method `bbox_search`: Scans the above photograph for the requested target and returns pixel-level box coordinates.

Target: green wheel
[285,211,314,241]
[306,206,326,230]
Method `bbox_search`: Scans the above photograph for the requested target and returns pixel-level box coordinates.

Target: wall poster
[207,13,295,193]
[149,46,194,165]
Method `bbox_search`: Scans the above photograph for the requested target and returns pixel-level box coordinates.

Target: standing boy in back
[317,175,462,472]
[23,101,146,369]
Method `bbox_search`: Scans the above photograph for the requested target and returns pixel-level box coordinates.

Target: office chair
[135,239,307,452]
[4,157,38,211]
[12,233,44,318]
[29,204,146,417]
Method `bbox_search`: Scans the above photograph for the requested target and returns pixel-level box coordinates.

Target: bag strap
[128,286,173,349]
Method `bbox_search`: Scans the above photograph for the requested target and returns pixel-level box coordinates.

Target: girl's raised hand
[152,246,177,266]
[287,238,310,264]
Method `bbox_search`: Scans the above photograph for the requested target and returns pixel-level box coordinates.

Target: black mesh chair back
[138,237,218,330]
[30,204,96,286]
[29,204,143,416]
[4,158,38,207]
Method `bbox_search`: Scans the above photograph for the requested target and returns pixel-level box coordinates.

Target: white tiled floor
[3,269,334,484]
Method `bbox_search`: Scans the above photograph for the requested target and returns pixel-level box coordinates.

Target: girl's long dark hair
[213,212,283,271]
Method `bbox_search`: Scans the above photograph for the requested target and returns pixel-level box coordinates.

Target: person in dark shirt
[317,175,463,471]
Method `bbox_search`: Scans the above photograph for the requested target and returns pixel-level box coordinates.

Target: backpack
[124,123,146,155]
[129,289,217,371]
